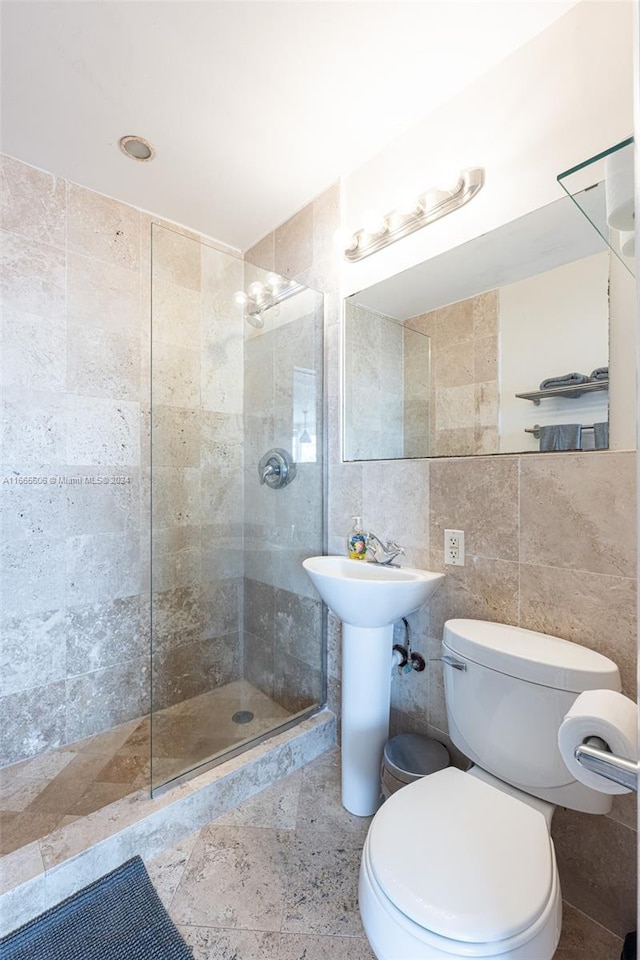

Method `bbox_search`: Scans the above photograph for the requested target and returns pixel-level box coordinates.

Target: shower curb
[0,709,336,937]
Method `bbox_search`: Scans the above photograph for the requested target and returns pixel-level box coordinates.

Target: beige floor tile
[0,810,64,855]
[69,781,131,816]
[144,749,624,960]
[94,753,148,784]
[145,832,200,909]
[180,925,281,960]
[277,933,376,960]
[170,824,290,931]
[2,678,295,856]
[281,828,366,938]
[296,749,372,840]
[0,777,49,812]
[554,901,624,959]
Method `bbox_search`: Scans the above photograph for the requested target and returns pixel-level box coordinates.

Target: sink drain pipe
[392,619,426,675]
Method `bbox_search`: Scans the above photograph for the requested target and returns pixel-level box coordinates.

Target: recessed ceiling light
[119,135,154,162]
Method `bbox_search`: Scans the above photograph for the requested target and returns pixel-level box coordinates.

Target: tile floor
[147,748,624,960]
[0,680,293,856]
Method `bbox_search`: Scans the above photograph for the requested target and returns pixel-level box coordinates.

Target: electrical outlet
[444,529,465,566]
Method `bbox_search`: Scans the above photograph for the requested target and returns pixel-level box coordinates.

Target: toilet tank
[443,619,621,814]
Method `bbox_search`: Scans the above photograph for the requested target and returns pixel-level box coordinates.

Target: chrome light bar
[344,167,485,262]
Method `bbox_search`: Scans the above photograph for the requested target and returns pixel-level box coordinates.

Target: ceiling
[1,1,579,251]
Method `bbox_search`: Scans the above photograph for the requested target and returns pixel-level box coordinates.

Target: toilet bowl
[359,767,561,959]
[358,619,621,960]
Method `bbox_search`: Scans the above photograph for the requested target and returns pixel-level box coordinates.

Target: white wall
[340,1,634,297]
[609,250,638,449]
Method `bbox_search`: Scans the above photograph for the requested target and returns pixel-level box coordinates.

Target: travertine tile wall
[408,291,499,457]
[149,224,245,719]
[343,302,404,460]
[402,323,431,459]
[1,155,148,763]
[245,183,343,721]
[344,302,434,460]
[241,265,325,713]
[1,152,327,775]
[0,154,245,764]
[248,181,637,939]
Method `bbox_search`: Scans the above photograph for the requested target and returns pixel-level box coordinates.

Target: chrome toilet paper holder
[575,736,639,792]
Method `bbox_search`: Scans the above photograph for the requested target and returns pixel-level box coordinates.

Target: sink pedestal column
[341,623,393,816]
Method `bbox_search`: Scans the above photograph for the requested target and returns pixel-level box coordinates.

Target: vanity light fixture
[342,167,485,261]
[235,278,306,328]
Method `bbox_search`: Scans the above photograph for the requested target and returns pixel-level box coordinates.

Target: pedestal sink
[303,556,445,816]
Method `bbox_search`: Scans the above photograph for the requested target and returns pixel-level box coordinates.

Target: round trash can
[381,733,450,800]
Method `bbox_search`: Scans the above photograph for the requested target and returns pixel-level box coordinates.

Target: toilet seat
[363,767,560,956]
[360,835,561,959]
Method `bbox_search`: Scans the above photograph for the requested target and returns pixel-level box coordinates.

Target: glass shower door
[150,222,324,793]
[242,262,326,725]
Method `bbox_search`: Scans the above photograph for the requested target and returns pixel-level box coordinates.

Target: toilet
[359,618,621,960]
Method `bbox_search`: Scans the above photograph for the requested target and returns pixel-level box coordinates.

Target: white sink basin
[303,555,444,628]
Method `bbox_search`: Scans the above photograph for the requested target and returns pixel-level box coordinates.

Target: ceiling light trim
[119,135,155,162]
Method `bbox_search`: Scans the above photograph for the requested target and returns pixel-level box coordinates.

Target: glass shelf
[558,138,635,278]
[515,380,609,406]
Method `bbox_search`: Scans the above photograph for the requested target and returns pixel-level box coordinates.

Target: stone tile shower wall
[0,154,243,765]
[241,265,325,715]
[150,225,244,714]
[1,155,147,764]
[245,184,340,720]
[247,181,637,941]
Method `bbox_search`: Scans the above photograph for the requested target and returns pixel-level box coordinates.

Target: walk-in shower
[149,223,326,792]
[0,150,325,860]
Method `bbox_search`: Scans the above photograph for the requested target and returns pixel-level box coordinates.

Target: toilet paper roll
[605,149,635,232]
[558,689,638,795]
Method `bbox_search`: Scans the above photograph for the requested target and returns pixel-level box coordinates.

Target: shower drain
[232,710,255,724]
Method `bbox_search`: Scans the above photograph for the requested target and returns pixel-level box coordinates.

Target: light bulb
[265,273,282,294]
[248,281,265,301]
[362,210,388,237]
[233,291,248,306]
[332,228,358,254]
[395,191,422,217]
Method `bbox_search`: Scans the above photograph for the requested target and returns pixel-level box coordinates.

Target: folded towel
[539,423,582,452]
[539,372,589,391]
[589,367,609,382]
[593,421,609,449]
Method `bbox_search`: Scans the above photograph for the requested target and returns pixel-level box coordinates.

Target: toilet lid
[367,767,554,944]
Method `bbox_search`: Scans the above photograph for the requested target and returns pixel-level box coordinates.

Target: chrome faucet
[365,532,405,566]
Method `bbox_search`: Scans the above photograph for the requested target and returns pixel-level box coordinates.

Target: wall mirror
[344,144,636,461]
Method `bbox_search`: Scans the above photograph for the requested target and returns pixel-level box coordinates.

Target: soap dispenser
[348,516,366,560]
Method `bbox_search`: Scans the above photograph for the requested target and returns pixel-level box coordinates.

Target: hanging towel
[593,422,609,449]
[539,372,589,391]
[539,424,582,452]
[589,367,609,382]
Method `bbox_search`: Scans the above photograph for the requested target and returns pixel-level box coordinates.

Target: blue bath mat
[0,855,192,959]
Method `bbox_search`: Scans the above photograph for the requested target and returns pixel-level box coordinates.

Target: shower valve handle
[258,449,297,489]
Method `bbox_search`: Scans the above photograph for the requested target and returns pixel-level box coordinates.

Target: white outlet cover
[444,529,465,566]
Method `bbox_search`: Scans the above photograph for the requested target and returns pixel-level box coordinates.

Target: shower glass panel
[150,223,325,793]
